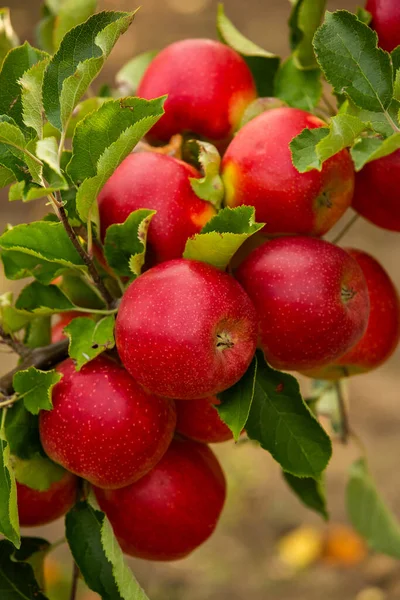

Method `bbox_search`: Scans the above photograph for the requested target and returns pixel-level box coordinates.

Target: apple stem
[0,326,30,358]
[69,559,79,600]
[335,380,350,444]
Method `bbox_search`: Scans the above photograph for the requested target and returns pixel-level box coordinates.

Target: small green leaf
[15,282,76,315]
[290,114,366,172]
[66,500,149,600]
[351,133,400,170]
[43,11,137,131]
[347,458,400,558]
[65,316,115,370]
[0,119,28,155]
[313,10,393,112]
[394,69,400,101]
[36,136,61,175]
[340,97,399,137]
[217,356,257,441]
[14,455,65,492]
[283,472,328,519]
[0,540,49,598]
[53,0,98,50]
[24,317,51,349]
[240,97,285,128]
[5,403,43,460]
[58,272,106,309]
[0,429,20,548]
[217,4,280,96]
[12,537,51,594]
[0,292,33,333]
[116,50,158,94]
[104,209,155,279]
[274,57,322,111]
[19,58,49,139]
[186,140,224,209]
[246,352,332,478]
[0,9,19,69]
[356,7,372,25]
[1,249,65,285]
[0,165,15,187]
[289,0,326,69]
[13,367,62,414]
[183,206,264,270]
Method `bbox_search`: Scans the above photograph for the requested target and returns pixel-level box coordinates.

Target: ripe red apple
[98,152,216,264]
[175,397,233,444]
[235,237,370,371]
[39,356,176,489]
[352,150,400,231]
[302,249,400,379]
[17,471,77,527]
[366,0,400,52]
[222,107,355,236]
[51,311,85,343]
[94,438,226,561]
[137,39,256,144]
[115,259,257,399]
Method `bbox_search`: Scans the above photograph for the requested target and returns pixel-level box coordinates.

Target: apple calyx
[216,331,235,351]
[316,190,333,209]
[341,286,356,303]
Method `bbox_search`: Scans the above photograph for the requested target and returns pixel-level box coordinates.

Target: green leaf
[13,367,62,414]
[1,249,65,285]
[246,352,332,478]
[351,133,400,170]
[53,0,98,50]
[0,42,47,131]
[216,4,280,96]
[36,136,61,175]
[72,96,165,222]
[24,317,51,349]
[289,0,326,69]
[15,282,76,315]
[0,9,19,70]
[12,537,51,593]
[36,10,55,55]
[183,206,264,270]
[0,221,85,268]
[290,114,366,172]
[58,272,106,309]
[14,455,65,492]
[66,500,149,600]
[217,356,257,441]
[0,428,20,548]
[313,10,393,112]
[0,292,33,333]
[274,57,322,111]
[43,10,137,131]
[340,97,400,137]
[283,472,328,519]
[5,403,43,460]
[347,458,400,558]
[240,97,285,128]
[116,50,157,94]
[0,120,28,156]
[65,316,115,370]
[357,7,372,25]
[0,540,49,599]
[19,58,49,139]
[104,209,155,279]
[185,140,224,209]
[394,69,400,101]
[0,165,15,188]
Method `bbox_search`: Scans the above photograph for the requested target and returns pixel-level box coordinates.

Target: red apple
[352,150,400,231]
[39,356,176,489]
[115,259,257,399]
[17,471,77,527]
[222,107,355,236]
[94,438,226,561]
[98,152,216,264]
[175,397,233,444]
[302,249,400,379]
[366,0,400,52]
[235,237,370,371]
[51,311,86,343]
[137,39,256,144]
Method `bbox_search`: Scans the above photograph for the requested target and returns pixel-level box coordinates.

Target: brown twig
[0,325,30,358]
[69,558,79,600]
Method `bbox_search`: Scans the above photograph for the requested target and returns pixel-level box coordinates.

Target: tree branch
[0,326,30,358]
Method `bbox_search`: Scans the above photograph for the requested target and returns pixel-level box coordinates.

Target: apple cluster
[16,35,400,562]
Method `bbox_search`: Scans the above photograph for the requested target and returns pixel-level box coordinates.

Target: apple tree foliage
[0,0,399,597]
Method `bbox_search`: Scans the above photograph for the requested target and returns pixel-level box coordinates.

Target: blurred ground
[4,1,400,599]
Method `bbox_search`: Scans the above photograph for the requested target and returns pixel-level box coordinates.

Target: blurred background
[3,0,400,598]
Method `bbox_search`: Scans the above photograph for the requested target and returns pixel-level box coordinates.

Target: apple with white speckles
[115,259,258,400]
[39,356,176,489]
[235,237,370,371]
[94,438,226,561]
[175,396,233,443]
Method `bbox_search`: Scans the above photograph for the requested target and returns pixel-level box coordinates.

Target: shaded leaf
[1,249,65,285]
[289,0,326,69]
[15,282,76,315]
[19,58,49,138]
[0,540,49,598]
[0,429,20,548]
[351,132,400,170]
[5,403,43,460]
[24,316,51,349]
[13,367,62,414]
[116,50,157,94]
[65,315,115,370]
[283,472,328,519]
[0,9,19,69]
[274,57,322,111]
[14,455,65,492]
[53,0,98,50]
[186,140,224,209]
[0,292,33,333]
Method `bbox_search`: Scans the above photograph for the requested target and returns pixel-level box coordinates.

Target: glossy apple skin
[98,153,216,264]
[366,0,400,52]
[175,397,233,444]
[235,237,370,371]
[39,356,176,489]
[51,311,86,343]
[94,438,226,561]
[17,471,78,527]
[115,259,257,399]
[222,108,354,236]
[352,150,400,231]
[303,249,400,379]
[137,39,256,143]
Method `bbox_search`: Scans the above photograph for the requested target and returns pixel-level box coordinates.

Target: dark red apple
[51,311,85,343]
[303,249,400,379]
[352,150,400,231]
[98,152,216,264]
[235,237,370,371]
[222,107,354,236]
[137,39,256,144]
[366,0,400,52]
[17,471,78,527]
[94,438,226,561]
[39,356,176,489]
[175,397,233,444]
[115,259,257,399]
